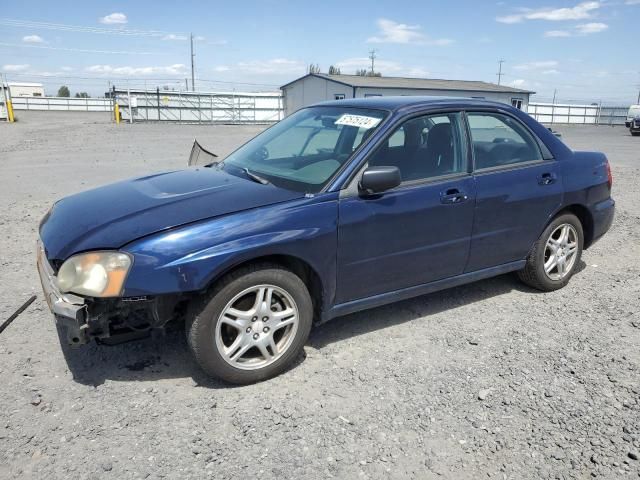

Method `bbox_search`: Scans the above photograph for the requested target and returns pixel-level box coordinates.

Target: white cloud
[367,18,452,45]
[625,0,640,4]
[544,30,572,37]
[238,59,303,74]
[2,64,30,72]
[542,69,560,75]
[60,66,73,72]
[22,35,44,43]
[496,1,600,23]
[99,13,128,25]
[514,60,559,71]
[213,59,304,75]
[163,34,188,41]
[85,64,187,76]
[575,22,608,34]
[544,22,608,37]
[335,57,430,77]
[509,79,528,88]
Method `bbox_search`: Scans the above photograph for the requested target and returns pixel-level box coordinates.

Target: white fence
[113,89,284,124]
[8,95,628,127]
[11,96,112,112]
[527,102,628,125]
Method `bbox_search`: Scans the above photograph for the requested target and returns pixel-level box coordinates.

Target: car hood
[40,167,303,261]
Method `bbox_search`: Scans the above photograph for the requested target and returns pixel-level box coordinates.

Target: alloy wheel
[543,223,579,281]
[215,285,299,370]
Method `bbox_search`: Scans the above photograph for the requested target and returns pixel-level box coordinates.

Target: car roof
[314,96,511,112]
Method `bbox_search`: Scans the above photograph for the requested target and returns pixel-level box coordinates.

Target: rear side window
[467,113,543,170]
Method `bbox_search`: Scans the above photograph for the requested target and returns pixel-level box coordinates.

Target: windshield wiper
[242,167,270,185]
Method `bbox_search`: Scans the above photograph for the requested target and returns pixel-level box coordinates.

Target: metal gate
[112,88,284,124]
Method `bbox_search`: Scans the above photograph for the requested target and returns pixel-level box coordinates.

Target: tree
[328,65,341,75]
[356,68,382,77]
[75,92,89,98]
[57,86,70,97]
[307,63,321,74]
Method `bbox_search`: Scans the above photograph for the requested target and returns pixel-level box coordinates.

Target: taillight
[606,161,613,190]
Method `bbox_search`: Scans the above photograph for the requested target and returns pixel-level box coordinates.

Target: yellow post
[114,103,120,124]
[6,100,14,123]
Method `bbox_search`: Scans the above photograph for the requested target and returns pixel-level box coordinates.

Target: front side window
[467,112,543,170]
[367,112,467,183]
[221,106,387,192]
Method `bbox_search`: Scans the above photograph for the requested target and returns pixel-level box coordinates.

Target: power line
[3,71,280,87]
[0,42,158,55]
[0,17,187,37]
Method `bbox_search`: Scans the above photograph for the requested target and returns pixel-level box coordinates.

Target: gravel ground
[1,112,639,480]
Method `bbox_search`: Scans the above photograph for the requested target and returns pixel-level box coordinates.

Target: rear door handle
[440,188,468,204]
[538,172,557,185]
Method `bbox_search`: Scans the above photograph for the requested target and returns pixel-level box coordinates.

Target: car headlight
[56,252,132,297]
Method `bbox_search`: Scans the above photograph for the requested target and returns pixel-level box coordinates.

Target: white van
[626,105,640,128]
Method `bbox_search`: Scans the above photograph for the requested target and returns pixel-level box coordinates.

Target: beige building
[8,82,45,97]
[281,73,534,116]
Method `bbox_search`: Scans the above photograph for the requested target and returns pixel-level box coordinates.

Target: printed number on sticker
[335,114,381,129]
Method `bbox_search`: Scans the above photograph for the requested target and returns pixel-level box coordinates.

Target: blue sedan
[38,97,615,384]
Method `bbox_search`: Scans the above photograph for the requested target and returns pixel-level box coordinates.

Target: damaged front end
[37,241,188,346]
[72,295,187,345]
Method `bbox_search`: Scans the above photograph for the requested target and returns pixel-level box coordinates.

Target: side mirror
[359,166,401,195]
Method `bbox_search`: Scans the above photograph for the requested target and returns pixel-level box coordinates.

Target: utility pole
[1,73,10,118]
[368,49,377,75]
[190,33,195,92]
[496,59,505,85]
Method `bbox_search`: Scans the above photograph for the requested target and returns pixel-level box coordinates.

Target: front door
[336,111,476,304]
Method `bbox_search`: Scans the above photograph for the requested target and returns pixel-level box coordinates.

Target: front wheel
[186,264,313,384]
[518,213,584,291]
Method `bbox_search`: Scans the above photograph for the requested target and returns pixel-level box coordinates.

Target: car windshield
[220,106,387,193]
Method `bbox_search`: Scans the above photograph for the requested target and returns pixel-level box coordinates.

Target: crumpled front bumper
[37,241,89,344]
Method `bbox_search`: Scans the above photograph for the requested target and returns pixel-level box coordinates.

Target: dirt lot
[1,112,639,480]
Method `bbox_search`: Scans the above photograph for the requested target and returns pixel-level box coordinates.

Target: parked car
[625,105,640,128]
[630,115,640,136]
[38,97,615,384]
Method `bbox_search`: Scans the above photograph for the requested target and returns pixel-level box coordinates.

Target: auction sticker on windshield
[335,114,382,129]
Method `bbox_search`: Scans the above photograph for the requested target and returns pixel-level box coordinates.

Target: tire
[186,263,313,384]
[517,213,584,292]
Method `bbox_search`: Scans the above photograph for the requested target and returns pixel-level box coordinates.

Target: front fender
[121,193,339,302]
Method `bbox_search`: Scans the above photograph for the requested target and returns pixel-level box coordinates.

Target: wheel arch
[549,204,595,249]
[200,254,326,323]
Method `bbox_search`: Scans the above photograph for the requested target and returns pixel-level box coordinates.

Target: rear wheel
[186,264,313,384]
[518,213,583,291]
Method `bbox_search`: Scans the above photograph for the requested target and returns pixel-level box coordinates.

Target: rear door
[464,111,562,272]
[336,111,476,304]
